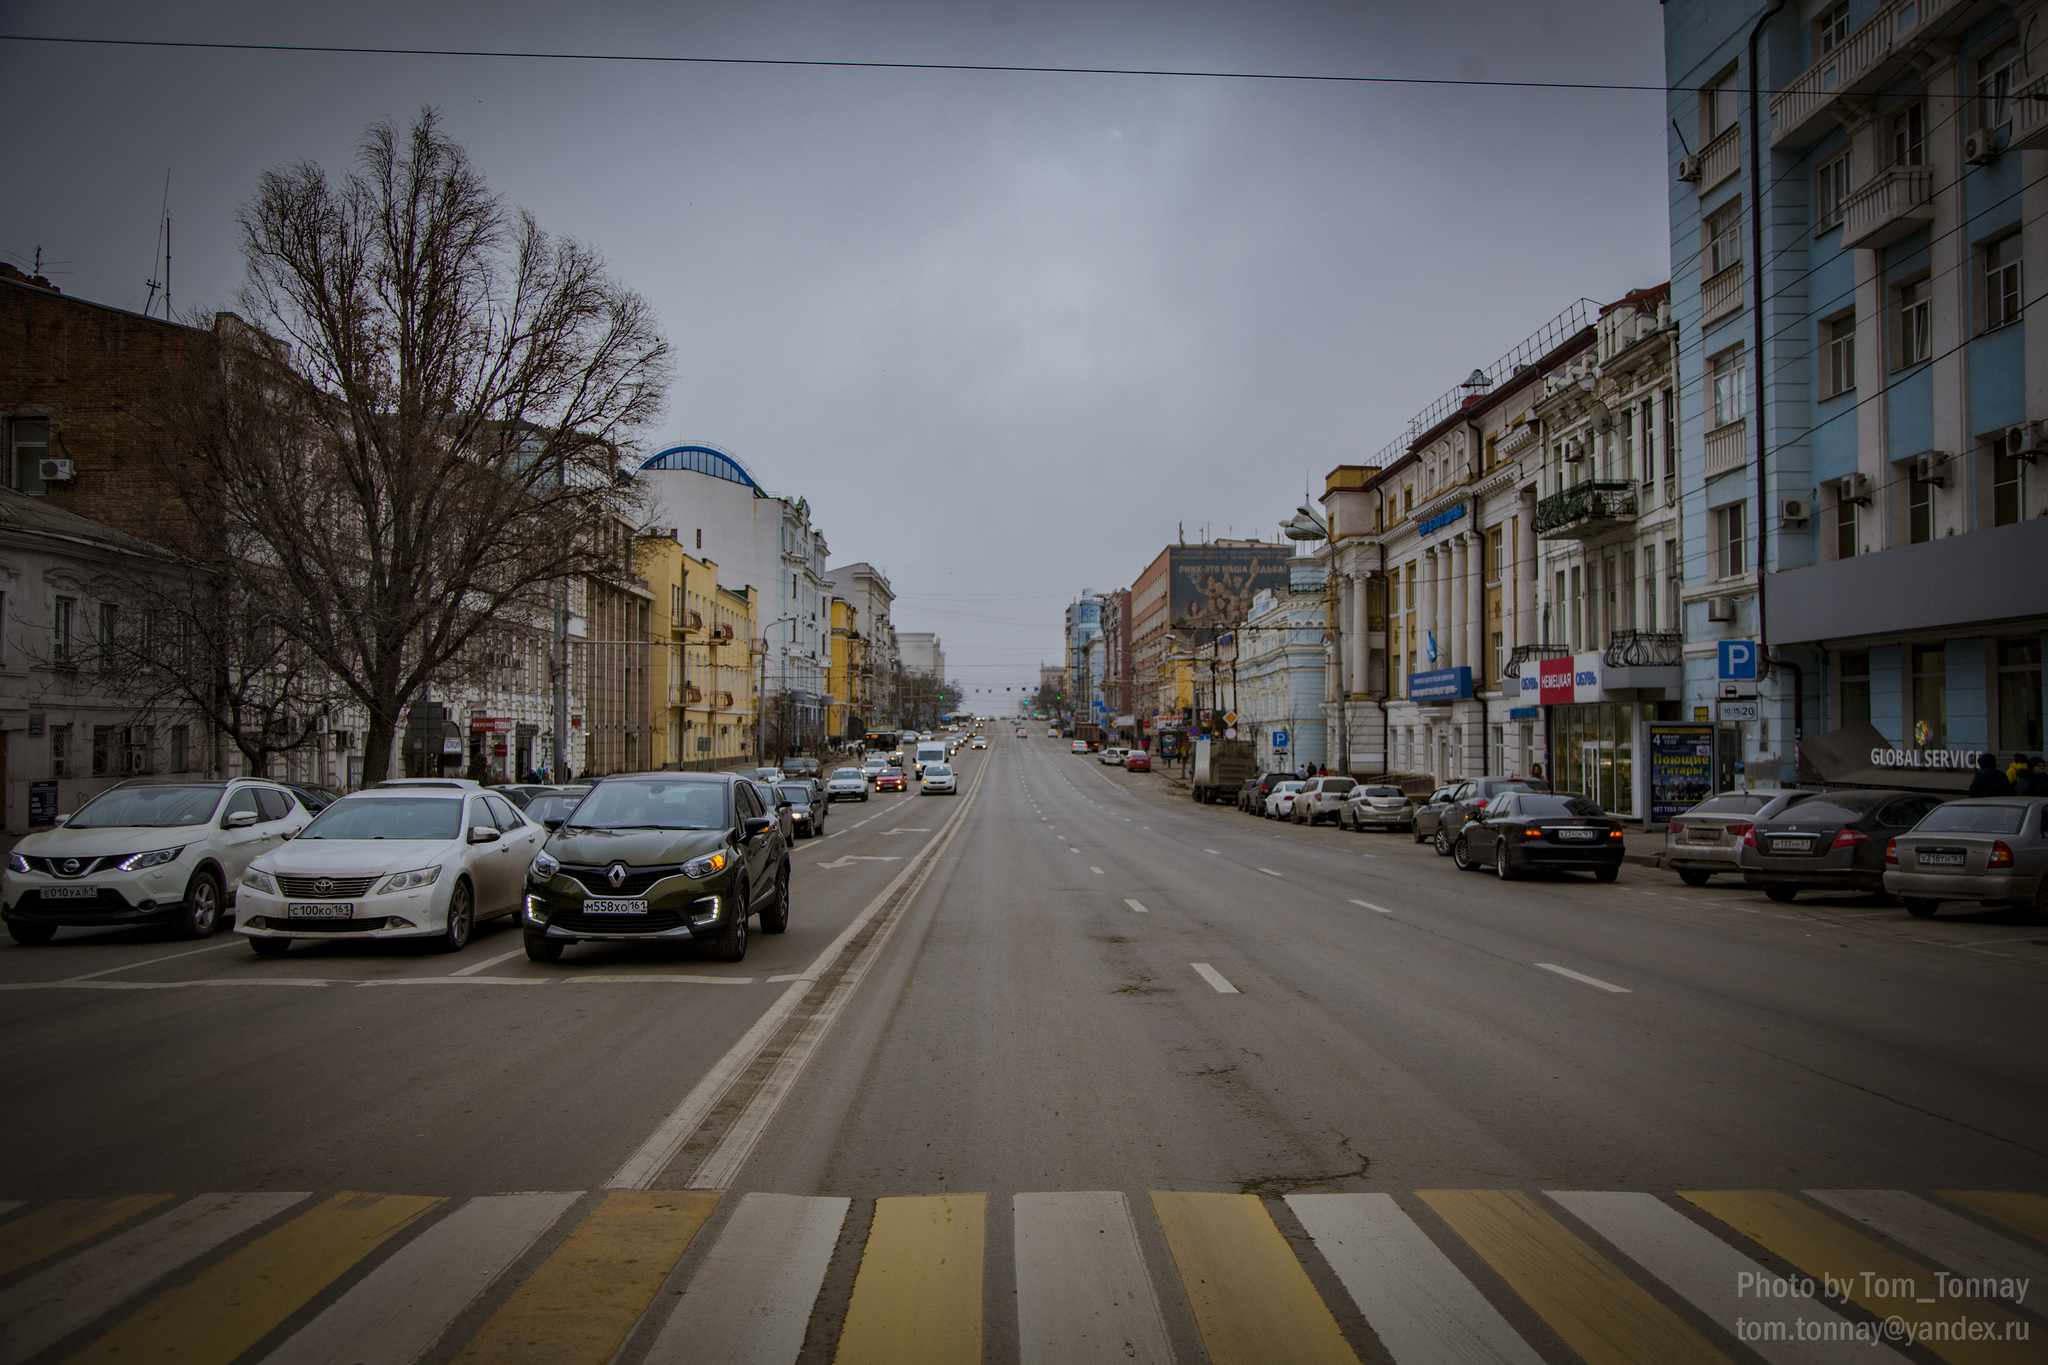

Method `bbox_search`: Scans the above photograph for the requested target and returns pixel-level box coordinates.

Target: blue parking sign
[1272,729,1289,749]
[1718,639,1757,681]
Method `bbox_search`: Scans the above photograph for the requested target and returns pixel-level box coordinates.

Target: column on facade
[1467,529,1485,685]
[1519,494,1539,647]
[1422,548,1439,668]
[1447,536,1466,671]
[1351,568,1371,695]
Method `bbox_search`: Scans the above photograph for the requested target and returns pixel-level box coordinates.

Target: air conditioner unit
[2005,422,2047,460]
[37,458,75,483]
[1912,454,1951,487]
[1563,439,1587,462]
[1677,154,1702,183]
[1780,496,1813,524]
[1964,130,2000,165]
[1707,597,1737,622]
[1839,471,1873,505]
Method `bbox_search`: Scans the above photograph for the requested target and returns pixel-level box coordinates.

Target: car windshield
[524,794,583,823]
[1690,793,1771,815]
[1362,786,1404,799]
[298,796,464,840]
[1915,804,2027,834]
[926,765,953,776]
[833,769,864,779]
[66,784,225,829]
[567,779,729,830]
[1521,794,1606,818]
[779,785,814,804]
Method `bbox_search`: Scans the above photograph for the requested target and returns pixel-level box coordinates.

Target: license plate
[1557,829,1598,841]
[288,903,353,919]
[1773,837,1815,854]
[40,885,100,900]
[1917,851,1966,868]
[583,899,648,915]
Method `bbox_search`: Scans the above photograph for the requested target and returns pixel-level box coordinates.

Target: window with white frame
[1976,37,2022,132]
[1821,312,1856,398]
[1815,152,1851,233]
[1895,276,1932,368]
[1716,502,1748,579]
[1814,3,1849,58]
[1889,102,1926,166]
[1983,232,2022,332]
[1703,67,1740,141]
[1704,200,1743,278]
[1709,347,1748,428]
[8,419,48,496]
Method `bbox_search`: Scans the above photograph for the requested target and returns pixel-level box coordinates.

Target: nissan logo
[61,858,81,876]
[313,878,333,895]
[607,863,627,889]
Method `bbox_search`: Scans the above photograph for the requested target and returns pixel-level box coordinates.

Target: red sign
[469,716,514,733]
[1537,659,1576,706]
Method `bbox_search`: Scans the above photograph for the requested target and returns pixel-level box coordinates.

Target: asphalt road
[4,735,2046,1365]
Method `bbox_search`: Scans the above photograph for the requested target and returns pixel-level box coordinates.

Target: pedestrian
[561,762,575,784]
[2016,757,2048,797]
[1317,764,1328,777]
[1531,762,1545,783]
[1969,751,2014,798]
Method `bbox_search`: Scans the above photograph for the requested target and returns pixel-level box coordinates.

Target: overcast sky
[1,1,1670,711]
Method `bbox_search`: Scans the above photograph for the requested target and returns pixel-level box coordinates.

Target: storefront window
[1550,703,1635,815]
[1839,650,1871,727]
[1911,644,1946,748]
[1999,637,2043,751]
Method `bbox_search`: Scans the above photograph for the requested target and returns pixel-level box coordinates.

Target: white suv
[3,778,311,944]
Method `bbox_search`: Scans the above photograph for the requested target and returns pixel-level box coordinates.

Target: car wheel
[175,870,224,939]
[1594,865,1620,883]
[1902,897,1939,918]
[524,932,563,962]
[1496,843,1516,881]
[1434,825,1455,857]
[1764,885,1798,902]
[6,921,56,945]
[758,861,790,934]
[1677,869,1711,887]
[250,936,291,957]
[435,880,474,953]
[711,884,750,962]
[1452,836,1476,871]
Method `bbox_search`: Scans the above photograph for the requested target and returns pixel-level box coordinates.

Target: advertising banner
[28,780,58,827]
[1648,724,1715,824]
[1168,544,1292,639]
[1536,656,1578,705]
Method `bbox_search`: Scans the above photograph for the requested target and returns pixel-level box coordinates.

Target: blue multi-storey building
[1666,0,2046,790]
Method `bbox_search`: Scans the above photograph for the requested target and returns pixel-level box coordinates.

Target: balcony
[1770,0,1964,148]
[1505,642,1572,680]
[1697,124,1740,193]
[1841,168,1934,249]
[1604,630,1683,668]
[1705,420,1748,478]
[2013,73,2048,152]
[1701,262,1743,326]
[1535,480,1638,541]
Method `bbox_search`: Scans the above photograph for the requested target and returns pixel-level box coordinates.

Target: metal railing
[1534,480,1638,536]
[1841,167,1935,250]
[1701,262,1744,326]
[1704,420,1748,477]
[1603,630,1683,668]
[1504,643,1572,679]
[1697,124,1740,192]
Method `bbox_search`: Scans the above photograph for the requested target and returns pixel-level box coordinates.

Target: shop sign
[1507,706,1539,720]
[442,737,464,755]
[1648,725,1715,824]
[1417,503,1467,536]
[1409,666,1473,701]
[1870,745,1983,772]
[469,716,514,733]
[1536,652,1607,705]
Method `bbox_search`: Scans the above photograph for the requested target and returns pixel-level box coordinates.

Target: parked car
[1885,798,2048,917]
[1738,789,1948,901]
[1293,775,1359,825]
[875,767,908,793]
[1241,772,1292,813]
[1421,777,1552,855]
[1339,784,1417,832]
[1664,790,1819,885]
[236,785,540,955]
[3,778,313,944]
[1452,791,1625,882]
[751,780,798,843]
[779,782,827,838]
[284,783,344,815]
[1097,746,1127,766]
[826,768,871,803]
[1124,751,1151,772]
[921,763,958,794]
[749,767,785,784]
[523,789,587,831]
[1410,786,1461,844]
[523,772,789,964]
[495,784,558,810]
[780,757,822,781]
[1263,781,1307,820]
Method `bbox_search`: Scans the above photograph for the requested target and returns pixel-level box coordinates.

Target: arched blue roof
[636,443,763,493]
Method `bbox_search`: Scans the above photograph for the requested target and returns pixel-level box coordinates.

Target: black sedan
[1737,789,1947,901]
[1452,792,1625,882]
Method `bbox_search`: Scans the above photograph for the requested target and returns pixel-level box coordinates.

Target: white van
[914,742,948,777]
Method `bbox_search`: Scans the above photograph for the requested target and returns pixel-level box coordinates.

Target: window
[1620,549,1637,630]
[1835,493,1857,559]
[1815,152,1852,232]
[1643,544,1658,629]
[1977,37,2021,132]
[1911,644,1946,749]
[1992,434,2023,526]
[8,419,49,495]
[97,602,118,669]
[256,788,294,822]
[170,724,189,773]
[1908,466,1934,543]
[1889,102,1926,166]
[1822,313,1856,398]
[1664,538,1681,629]
[52,595,73,667]
[1815,3,1849,57]
[1895,277,1932,368]
[222,789,260,824]
[1709,348,1747,428]
[1839,650,1871,727]
[1661,389,1676,481]
[1983,233,2022,332]
[1639,403,1655,486]
[50,724,70,780]
[1717,502,1748,578]
[1704,67,1740,141]
[1704,200,1743,278]
[1998,636,2043,751]
[1569,565,1583,650]
[92,725,115,777]
[1620,407,1635,482]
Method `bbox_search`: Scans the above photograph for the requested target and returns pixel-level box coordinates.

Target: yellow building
[825,598,859,741]
[637,531,758,770]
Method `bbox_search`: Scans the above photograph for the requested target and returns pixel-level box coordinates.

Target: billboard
[1648,724,1715,824]
[1169,545,1292,638]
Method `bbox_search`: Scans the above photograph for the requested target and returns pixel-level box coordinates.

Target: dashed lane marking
[449,947,527,977]
[1257,868,1284,878]
[1351,900,1395,914]
[1091,867,1104,875]
[1534,963,1631,994]
[1124,899,1149,914]
[1189,963,1239,995]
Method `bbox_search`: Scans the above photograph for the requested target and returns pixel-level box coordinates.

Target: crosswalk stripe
[450,1189,717,1365]
[834,1194,985,1365]
[646,1192,849,1365]
[1808,1190,2048,1289]
[1014,1192,1172,1365]
[1417,1189,1734,1365]
[0,1196,173,1283]
[1680,1190,2039,1365]
[1548,1190,1901,1365]
[1939,1191,2048,1248]
[67,1191,443,1365]
[1286,1192,1542,1365]
[0,1192,308,1365]
[261,1192,580,1365]
[1149,1191,1359,1365]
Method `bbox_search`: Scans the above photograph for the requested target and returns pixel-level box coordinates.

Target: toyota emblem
[60,858,80,876]
[607,862,627,889]
[313,878,333,895]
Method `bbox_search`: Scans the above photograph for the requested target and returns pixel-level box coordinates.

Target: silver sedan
[1884,797,2048,918]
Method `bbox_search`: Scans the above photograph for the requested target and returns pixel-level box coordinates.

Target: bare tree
[178,108,670,783]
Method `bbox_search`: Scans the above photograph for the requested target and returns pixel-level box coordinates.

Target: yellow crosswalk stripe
[1149,1191,1359,1365]
[834,1194,985,1365]
[1681,1190,2043,1365]
[0,1196,171,1282]
[65,1191,442,1365]
[1418,1189,1735,1365]
[1939,1191,2048,1248]
[451,1189,718,1365]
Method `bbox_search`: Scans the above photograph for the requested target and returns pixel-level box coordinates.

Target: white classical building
[1235,588,1327,773]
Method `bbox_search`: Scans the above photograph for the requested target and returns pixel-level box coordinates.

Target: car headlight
[6,853,28,873]
[529,849,559,882]
[119,847,186,872]
[377,866,442,894]
[683,851,730,879]
[241,868,277,895]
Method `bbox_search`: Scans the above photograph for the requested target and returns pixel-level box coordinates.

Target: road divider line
[646,1192,848,1365]
[1535,963,1631,994]
[1350,901,1395,915]
[1190,963,1239,995]
[1015,1192,1172,1365]
[448,948,527,977]
[835,1194,985,1365]
[1124,899,1149,914]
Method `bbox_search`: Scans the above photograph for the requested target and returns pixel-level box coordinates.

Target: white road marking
[449,947,526,976]
[1288,1192,1542,1365]
[265,1192,580,1365]
[880,827,931,835]
[1257,868,1284,878]
[1351,901,1395,914]
[1204,849,1221,855]
[0,978,335,991]
[59,939,244,982]
[1090,866,1104,875]
[1549,1191,1898,1365]
[1123,899,1149,914]
[360,976,547,987]
[1534,963,1631,993]
[1070,847,1081,853]
[646,1192,849,1365]
[1806,1190,2048,1287]
[766,972,806,982]
[1190,963,1239,994]
[816,855,903,869]
[1014,1192,1173,1365]
[559,974,754,985]
[0,1191,309,1362]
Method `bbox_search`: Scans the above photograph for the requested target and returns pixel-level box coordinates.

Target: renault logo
[607,862,627,889]
[313,878,333,895]
[61,858,81,876]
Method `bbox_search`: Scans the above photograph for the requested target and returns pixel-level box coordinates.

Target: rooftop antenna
[143,169,170,318]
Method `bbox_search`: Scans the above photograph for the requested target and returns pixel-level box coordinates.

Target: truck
[1071,723,1102,751]
[1190,736,1257,804]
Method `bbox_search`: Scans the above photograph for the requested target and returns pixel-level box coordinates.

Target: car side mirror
[224,811,258,829]
[469,826,501,844]
[742,816,773,837]
[279,830,294,841]
[543,817,563,831]
[52,813,70,826]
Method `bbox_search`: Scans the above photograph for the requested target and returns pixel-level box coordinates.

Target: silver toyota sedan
[1883,797,2048,918]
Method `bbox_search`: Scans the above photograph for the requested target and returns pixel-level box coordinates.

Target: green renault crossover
[522,772,790,963]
